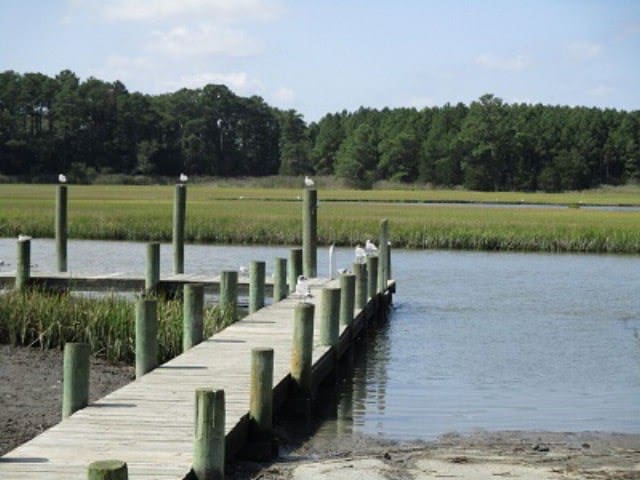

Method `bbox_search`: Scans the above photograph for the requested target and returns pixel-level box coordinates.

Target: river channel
[0,239,638,440]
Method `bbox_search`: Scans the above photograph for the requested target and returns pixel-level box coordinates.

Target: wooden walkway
[0,277,393,479]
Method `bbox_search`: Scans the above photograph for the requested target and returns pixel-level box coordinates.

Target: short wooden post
[339,273,356,327]
[56,184,68,272]
[16,237,30,291]
[291,302,314,394]
[250,348,274,436]
[183,283,204,351]
[302,188,317,278]
[366,256,378,298]
[173,184,187,274]
[62,342,90,418]
[353,262,367,310]
[88,460,128,480]
[378,219,389,293]
[193,388,225,480]
[288,248,303,293]
[145,242,160,295]
[273,257,287,302]
[249,260,265,313]
[135,298,158,378]
[220,270,238,323]
[319,287,340,347]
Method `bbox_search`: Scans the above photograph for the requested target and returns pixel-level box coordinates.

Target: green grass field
[1,184,639,253]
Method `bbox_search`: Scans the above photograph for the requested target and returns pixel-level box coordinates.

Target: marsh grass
[0,288,236,365]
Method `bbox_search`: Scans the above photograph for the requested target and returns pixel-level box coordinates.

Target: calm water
[1,239,639,439]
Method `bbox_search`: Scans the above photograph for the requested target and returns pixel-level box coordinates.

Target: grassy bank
[1,184,639,253]
[0,289,235,364]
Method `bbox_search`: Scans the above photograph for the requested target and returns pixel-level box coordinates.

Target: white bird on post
[58,173,67,183]
[354,244,366,264]
[365,239,378,256]
[179,173,188,183]
[304,175,314,188]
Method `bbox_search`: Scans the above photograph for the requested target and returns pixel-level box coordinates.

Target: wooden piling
[87,460,128,480]
[55,185,67,272]
[353,262,367,310]
[273,257,287,302]
[135,298,158,378]
[145,242,160,295]
[219,270,238,323]
[378,219,389,293]
[366,256,378,298]
[250,348,274,436]
[291,302,314,395]
[249,261,265,313]
[339,273,356,327]
[62,342,90,418]
[16,237,30,291]
[302,188,317,277]
[173,184,186,274]
[193,388,225,480]
[288,248,303,294]
[319,287,340,347]
[183,283,204,351]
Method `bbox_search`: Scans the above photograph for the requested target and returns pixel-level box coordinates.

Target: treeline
[1,70,639,191]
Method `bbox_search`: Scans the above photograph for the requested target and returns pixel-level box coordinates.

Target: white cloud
[588,85,613,97]
[149,24,261,57]
[566,41,603,61]
[162,72,260,92]
[91,55,157,83]
[102,0,283,22]
[406,96,434,109]
[272,87,295,104]
[475,53,529,71]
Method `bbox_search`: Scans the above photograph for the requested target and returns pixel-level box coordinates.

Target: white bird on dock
[179,173,188,183]
[239,265,248,275]
[354,244,366,264]
[58,173,67,183]
[295,275,312,299]
[304,175,315,187]
[338,268,349,275]
[18,234,32,241]
[365,239,378,256]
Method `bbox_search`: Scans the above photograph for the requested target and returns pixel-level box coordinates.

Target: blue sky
[1,0,638,121]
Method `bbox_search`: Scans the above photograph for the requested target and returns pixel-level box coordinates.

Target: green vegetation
[0,288,235,364]
[1,71,639,192]
[1,184,640,253]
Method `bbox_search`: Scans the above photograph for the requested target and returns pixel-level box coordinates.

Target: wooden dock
[0,277,394,479]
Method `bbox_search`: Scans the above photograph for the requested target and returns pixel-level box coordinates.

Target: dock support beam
[353,262,367,311]
[339,273,356,327]
[16,237,30,291]
[193,388,225,480]
[145,242,160,295]
[291,302,314,411]
[249,260,265,314]
[56,185,68,272]
[173,184,186,274]
[366,256,378,298]
[88,460,128,480]
[273,257,287,302]
[136,298,158,377]
[220,270,238,324]
[183,283,204,351]
[62,342,90,418]
[378,219,389,293]
[302,188,317,278]
[288,248,302,293]
[319,287,340,347]
[246,347,276,460]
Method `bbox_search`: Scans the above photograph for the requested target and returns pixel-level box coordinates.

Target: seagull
[18,234,32,241]
[295,275,312,299]
[304,176,315,187]
[179,173,188,183]
[338,268,350,275]
[58,173,67,183]
[354,244,366,264]
[239,265,248,275]
[365,239,378,256]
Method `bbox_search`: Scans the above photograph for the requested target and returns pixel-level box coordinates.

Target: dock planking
[0,276,394,479]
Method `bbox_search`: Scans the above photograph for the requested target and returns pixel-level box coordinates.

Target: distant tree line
[1,70,639,191]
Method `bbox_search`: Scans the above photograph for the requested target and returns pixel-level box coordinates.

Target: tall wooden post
[220,270,238,323]
[319,287,340,347]
[291,303,314,396]
[62,342,90,418]
[183,283,204,351]
[88,460,128,480]
[378,219,389,293]
[249,261,265,313]
[366,256,378,298]
[145,242,160,295]
[339,273,356,327]
[56,185,68,272]
[302,189,317,278]
[288,248,303,293]
[353,262,367,310]
[135,298,158,378]
[193,388,225,480]
[273,257,287,302]
[16,237,30,291]
[173,184,186,274]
